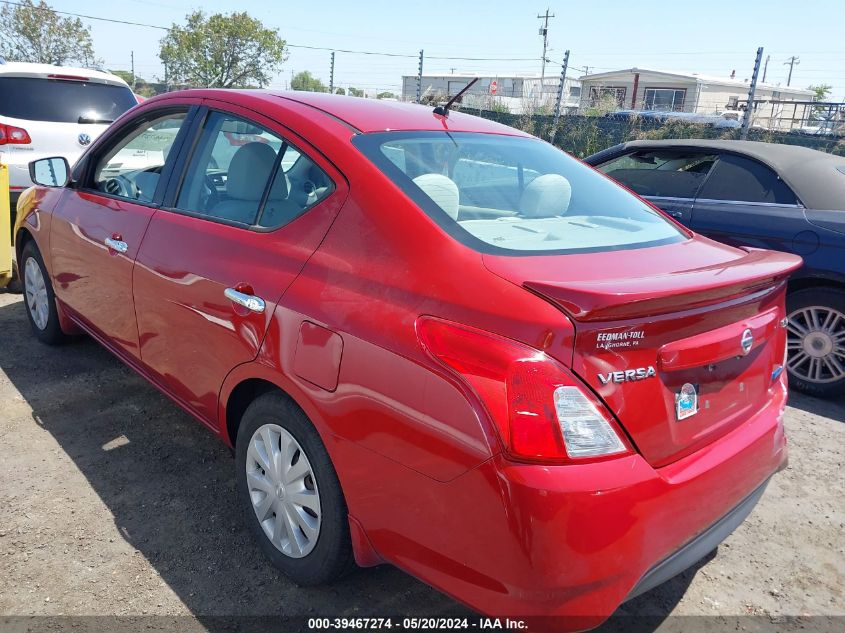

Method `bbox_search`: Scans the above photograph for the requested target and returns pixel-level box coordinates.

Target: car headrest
[413,173,460,221]
[227,142,287,201]
[520,174,572,218]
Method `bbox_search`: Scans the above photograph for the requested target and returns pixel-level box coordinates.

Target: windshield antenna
[433,78,479,117]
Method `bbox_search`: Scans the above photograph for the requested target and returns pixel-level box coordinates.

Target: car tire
[235,392,355,585]
[786,287,845,398]
[20,241,66,345]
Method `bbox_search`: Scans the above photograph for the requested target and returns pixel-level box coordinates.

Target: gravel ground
[0,289,843,632]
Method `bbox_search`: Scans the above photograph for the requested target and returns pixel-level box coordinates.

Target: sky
[37,0,845,101]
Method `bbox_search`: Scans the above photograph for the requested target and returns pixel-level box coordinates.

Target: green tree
[348,87,364,97]
[290,70,327,92]
[0,0,100,66]
[335,87,345,95]
[808,84,833,101]
[110,70,135,86]
[376,91,396,99]
[160,10,286,88]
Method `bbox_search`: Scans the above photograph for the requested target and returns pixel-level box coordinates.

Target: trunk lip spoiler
[523,248,803,322]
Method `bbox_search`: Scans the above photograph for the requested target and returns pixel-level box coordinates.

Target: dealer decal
[596,329,645,350]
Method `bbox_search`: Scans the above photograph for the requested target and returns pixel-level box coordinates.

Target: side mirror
[29,157,70,188]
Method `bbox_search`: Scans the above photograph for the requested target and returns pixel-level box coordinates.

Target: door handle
[224,287,266,313]
[104,237,128,253]
[668,211,684,219]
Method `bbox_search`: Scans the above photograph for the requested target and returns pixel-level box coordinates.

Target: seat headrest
[226,142,287,201]
[412,174,460,221]
[520,174,572,218]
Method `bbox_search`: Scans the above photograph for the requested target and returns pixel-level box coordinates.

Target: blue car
[586,139,845,398]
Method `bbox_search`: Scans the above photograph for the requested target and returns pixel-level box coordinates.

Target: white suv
[0,60,138,213]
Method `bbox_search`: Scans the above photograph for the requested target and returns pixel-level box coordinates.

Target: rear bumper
[625,475,771,601]
[355,380,789,630]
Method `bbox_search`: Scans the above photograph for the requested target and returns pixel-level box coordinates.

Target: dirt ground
[0,288,843,632]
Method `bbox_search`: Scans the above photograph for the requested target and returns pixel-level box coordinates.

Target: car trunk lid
[484,241,802,467]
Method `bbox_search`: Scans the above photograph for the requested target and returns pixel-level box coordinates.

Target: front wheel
[235,392,354,585]
[20,241,66,345]
[786,287,845,398]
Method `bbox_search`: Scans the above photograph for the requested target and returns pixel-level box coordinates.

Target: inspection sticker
[676,383,699,421]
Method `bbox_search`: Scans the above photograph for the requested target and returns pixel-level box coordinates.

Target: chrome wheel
[24,257,49,331]
[786,306,845,384]
[246,423,321,558]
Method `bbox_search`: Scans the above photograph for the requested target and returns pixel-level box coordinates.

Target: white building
[578,68,815,129]
[400,74,581,114]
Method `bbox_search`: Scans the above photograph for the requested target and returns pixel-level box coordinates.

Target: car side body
[585,139,845,397]
[14,91,802,629]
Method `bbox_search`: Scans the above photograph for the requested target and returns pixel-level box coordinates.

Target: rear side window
[174,111,333,228]
[353,132,686,255]
[0,77,136,123]
[596,150,716,199]
[697,154,797,204]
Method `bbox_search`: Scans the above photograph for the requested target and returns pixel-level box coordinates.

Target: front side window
[644,88,686,112]
[174,111,333,228]
[93,111,187,203]
[697,154,797,205]
[596,150,716,199]
[353,132,687,255]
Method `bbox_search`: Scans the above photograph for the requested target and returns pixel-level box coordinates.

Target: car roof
[157,89,532,137]
[596,139,845,210]
[275,91,532,135]
[0,60,129,86]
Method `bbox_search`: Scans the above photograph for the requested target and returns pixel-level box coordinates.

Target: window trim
[77,104,198,209]
[643,87,687,112]
[159,105,338,234]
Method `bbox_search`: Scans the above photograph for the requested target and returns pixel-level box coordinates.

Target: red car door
[49,106,195,359]
[132,103,346,427]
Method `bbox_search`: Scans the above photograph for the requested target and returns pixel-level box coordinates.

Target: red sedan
[15,90,801,629]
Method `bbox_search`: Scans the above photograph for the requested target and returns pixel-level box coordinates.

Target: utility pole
[416,49,424,103]
[130,51,135,88]
[551,49,570,142]
[537,8,555,89]
[784,56,800,86]
[329,51,335,94]
[741,47,764,140]
[761,54,770,83]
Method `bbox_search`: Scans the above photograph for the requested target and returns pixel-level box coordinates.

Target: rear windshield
[0,77,136,123]
[353,131,687,255]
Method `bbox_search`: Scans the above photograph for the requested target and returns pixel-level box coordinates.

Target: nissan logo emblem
[740,328,754,355]
[78,133,91,146]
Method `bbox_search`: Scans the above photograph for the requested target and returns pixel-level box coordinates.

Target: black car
[586,139,845,398]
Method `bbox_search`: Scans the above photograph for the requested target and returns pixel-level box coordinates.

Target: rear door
[132,102,347,425]
[48,105,195,359]
[594,149,716,225]
[690,152,803,253]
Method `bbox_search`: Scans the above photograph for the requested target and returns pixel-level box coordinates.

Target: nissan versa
[14,90,801,629]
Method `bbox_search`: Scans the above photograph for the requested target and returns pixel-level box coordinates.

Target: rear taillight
[0,124,31,145]
[416,317,632,463]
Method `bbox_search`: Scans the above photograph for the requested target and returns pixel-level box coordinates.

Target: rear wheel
[786,288,845,398]
[235,392,354,585]
[21,241,66,345]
